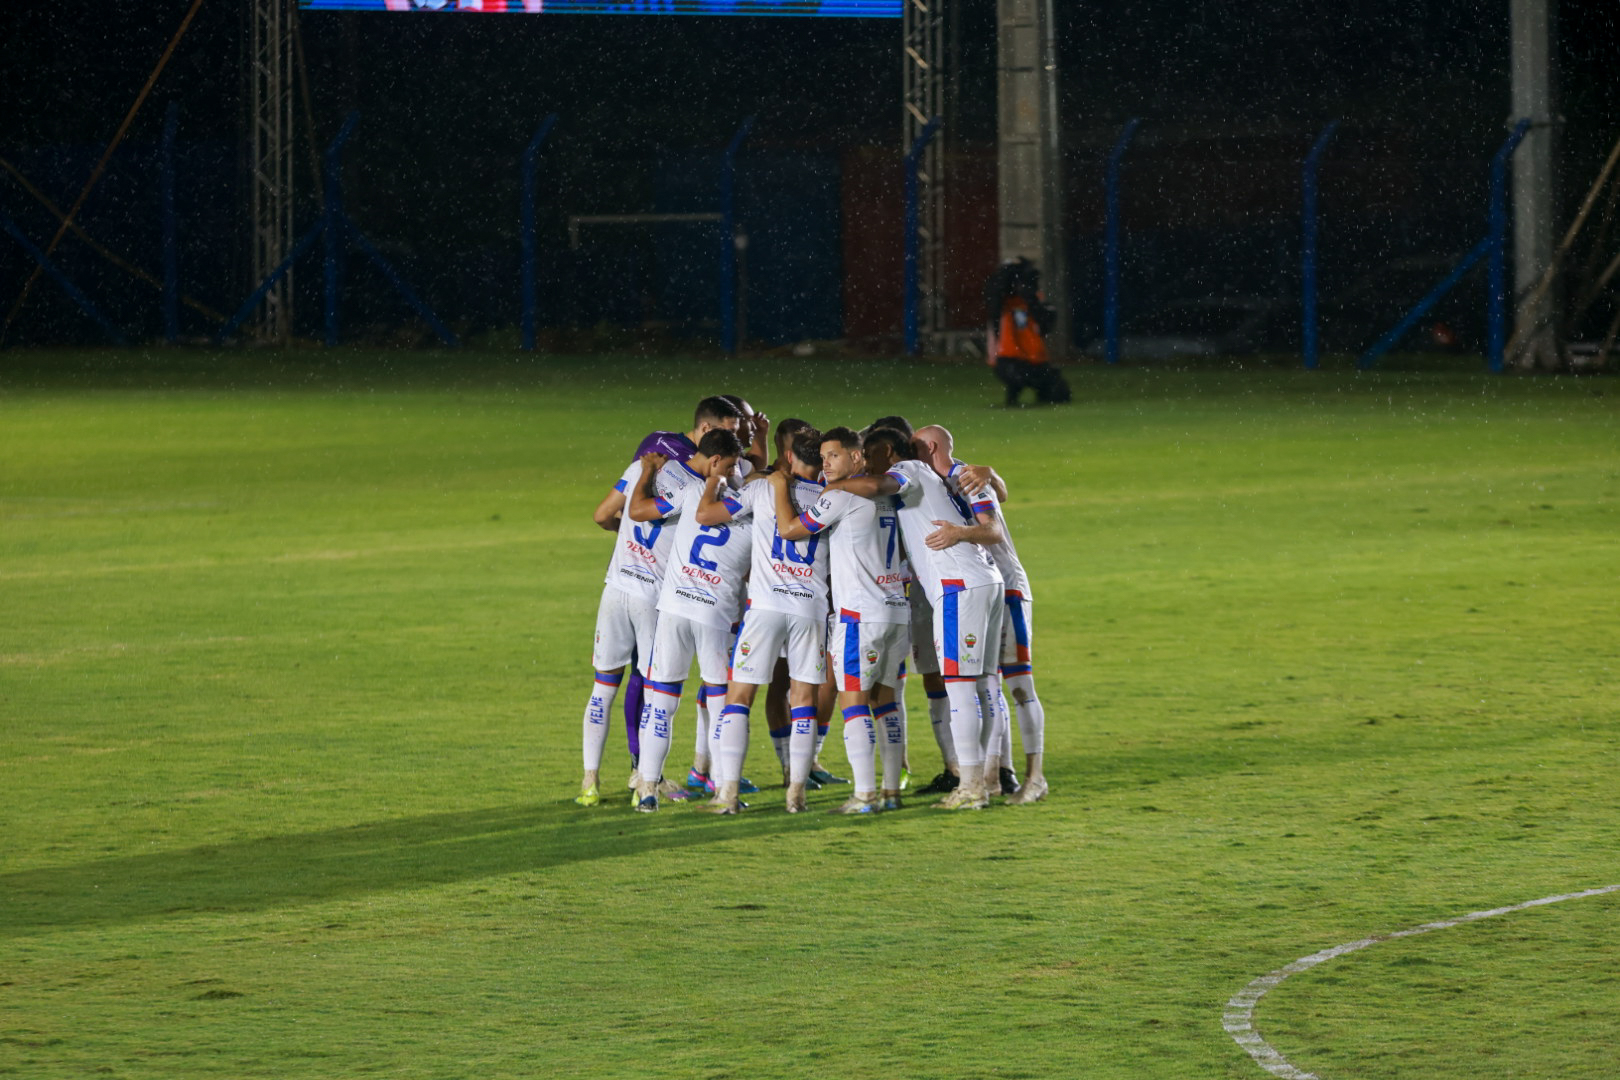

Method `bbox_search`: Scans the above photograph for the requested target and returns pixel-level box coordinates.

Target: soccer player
[700,427,830,814]
[574,448,679,807]
[915,424,1046,804]
[777,426,911,812]
[627,428,752,812]
[824,427,1005,809]
[618,396,745,792]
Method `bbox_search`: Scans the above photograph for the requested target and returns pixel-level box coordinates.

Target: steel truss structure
[248,0,296,343]
[902,0,947,348]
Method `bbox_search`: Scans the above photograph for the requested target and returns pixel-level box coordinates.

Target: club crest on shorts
[738,640,751,657]
[865,648,878,664]
[965,633,978,648]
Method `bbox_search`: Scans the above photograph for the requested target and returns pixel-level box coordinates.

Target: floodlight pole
[719,116,754,355]
[1301,120,1339,370]
[1103,119,1140,366]
[521,114,558,352]
[1509,0,1557,368]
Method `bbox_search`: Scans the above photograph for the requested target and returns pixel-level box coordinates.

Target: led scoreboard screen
[300,1,899,15]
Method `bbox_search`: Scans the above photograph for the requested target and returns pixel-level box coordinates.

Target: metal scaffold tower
[248,0,296,343]
[903,0,947,348]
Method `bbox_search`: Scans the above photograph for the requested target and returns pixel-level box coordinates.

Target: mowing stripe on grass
[1223,883,1620,1079]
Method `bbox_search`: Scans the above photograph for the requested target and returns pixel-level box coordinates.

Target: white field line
[1223,883,1620,1080]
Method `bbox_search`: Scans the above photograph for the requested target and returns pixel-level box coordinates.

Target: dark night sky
[3,2,1615,153]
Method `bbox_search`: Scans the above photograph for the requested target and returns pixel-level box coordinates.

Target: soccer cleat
[898,768,912,792]
[627,768,642,792]
[686,768,715,795]
[999,766,1022,796]
[880,791,903,812]
[784,782,808,814]
[933,785,990,810]
[707,780,744,815]
[809,767,847,786]
[636,795,660,812]
[918,771,960,794]
[830,794,881,814]
[1004,776,1048,805]
[737,777,759,794]
[657,776,692,802]
[574,784,601,807]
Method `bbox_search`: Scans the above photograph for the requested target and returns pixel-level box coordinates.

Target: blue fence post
[521,114,558,352]
[1488,118,1532,373]
[1104,119,1140,366]
[0,211,127,345]
[324,111,359,348]
[719,116,755,355]
[1301,120,1339,370]
[903,116,943,357]
[161,102,180,344]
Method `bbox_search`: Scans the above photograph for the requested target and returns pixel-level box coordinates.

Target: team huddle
[576,394,1048,814]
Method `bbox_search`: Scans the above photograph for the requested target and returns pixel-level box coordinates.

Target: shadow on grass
[0,799,845,937]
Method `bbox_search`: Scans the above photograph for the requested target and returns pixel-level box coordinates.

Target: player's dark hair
[694,396,743,429]
[870,415,913,438]
[820,425,861,452]
[864,426,915,461]
[697,428,744,459]
[789,427,824,470]
[717,393,753,416]
[774,417,811,457]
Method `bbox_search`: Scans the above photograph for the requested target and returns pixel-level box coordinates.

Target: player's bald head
[914,424,954,472]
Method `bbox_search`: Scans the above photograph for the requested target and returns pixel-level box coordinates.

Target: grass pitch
[2,350,1617,1079]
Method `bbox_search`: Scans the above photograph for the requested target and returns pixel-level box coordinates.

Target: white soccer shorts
[999,589,1034,672]
[830,613,909,693]
[591,586,659,672]
[907,585,940,675]
[931,581,1005,679]
[730,607,826,686]
[643,612,732,688]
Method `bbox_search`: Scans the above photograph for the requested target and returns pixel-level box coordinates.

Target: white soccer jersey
[800,485,909,624]
[948,462,1032,601]
[736,476,829,619]
[656,483,754,632]
[602,459,677,603]
[885,458,1002,604]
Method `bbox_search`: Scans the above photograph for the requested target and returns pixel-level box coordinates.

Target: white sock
[975,677,999,761]
[581,671,623,772]
[943,679,983,768]
[693,684,723,775]
[638,681,682,785]
[841,704,877,793]
[715,704,750,785]
[926,689,955,768]
[875,701,904,790]
[1003,671,1045,754]
[788,705,817,784]
[992,678,1013,762]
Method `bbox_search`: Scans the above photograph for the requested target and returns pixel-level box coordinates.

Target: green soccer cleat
[574,784,601,807]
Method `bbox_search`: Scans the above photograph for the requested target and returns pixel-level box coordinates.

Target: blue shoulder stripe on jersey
[653,496,675,516]
[614,479,628,494]
[885,468,909,489]
[798,511,825,534]
[971,499,996,515]
[722,497,743,514]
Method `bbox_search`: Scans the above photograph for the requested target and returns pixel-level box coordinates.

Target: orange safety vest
[992,296,1048,364]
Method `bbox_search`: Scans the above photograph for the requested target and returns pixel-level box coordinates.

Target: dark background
[1,1,1615,348]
